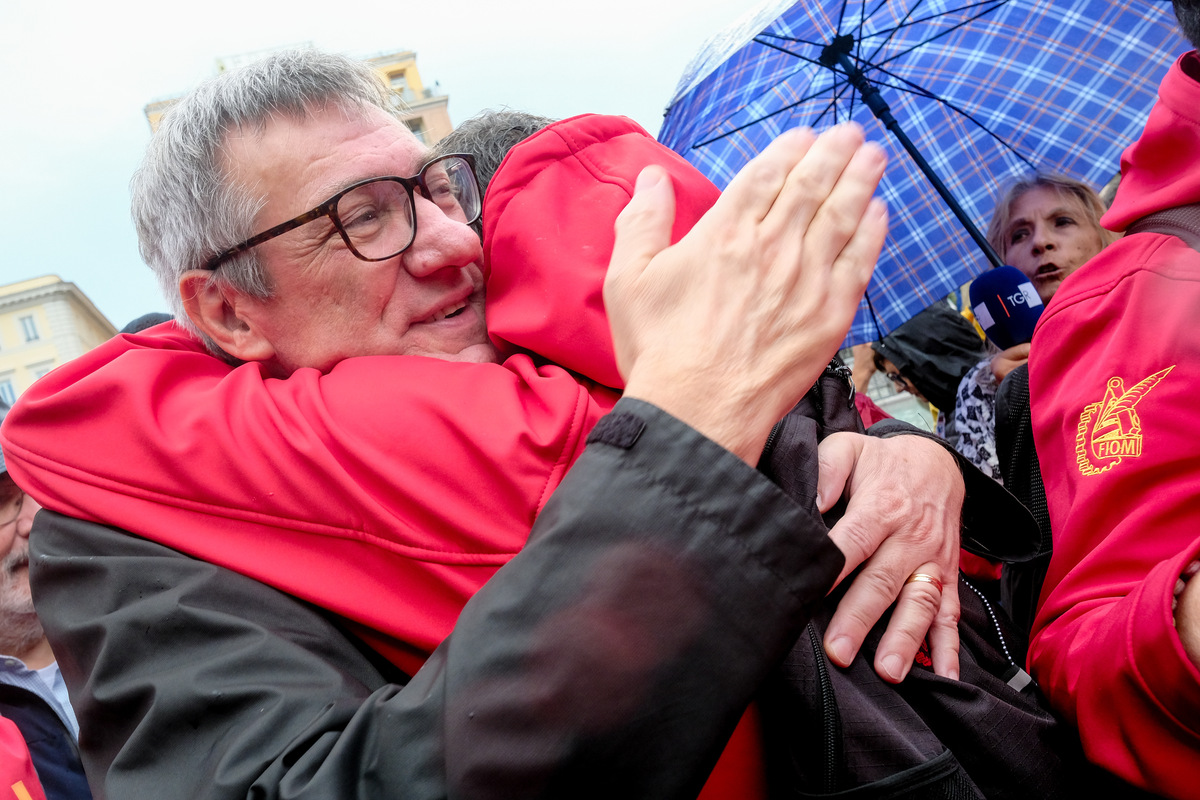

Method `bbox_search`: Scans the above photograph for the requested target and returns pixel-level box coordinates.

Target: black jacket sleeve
[31,399,844,800]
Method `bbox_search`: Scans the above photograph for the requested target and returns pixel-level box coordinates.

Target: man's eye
[341,203,381,231]
[1056,216,1077,226]
[425,177,455,200]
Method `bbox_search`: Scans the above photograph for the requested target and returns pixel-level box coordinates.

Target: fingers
[761,123,867,235]
[823,555,906,670]
[818,434,965,681]
[872,565,961,682]
[926,575,961,679]
[611,124,887,461]
[990,342,1031,382]
[801,141,887,272]
[716,126,819,223]
[831,197,888,308]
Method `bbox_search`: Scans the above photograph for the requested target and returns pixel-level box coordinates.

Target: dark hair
[433,110,555,196]
[1174,0,1200,48]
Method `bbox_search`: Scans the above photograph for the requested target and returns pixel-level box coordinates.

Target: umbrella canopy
[659,0,1189,346]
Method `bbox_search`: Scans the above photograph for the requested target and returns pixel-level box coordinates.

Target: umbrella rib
[867,1,1010,70]
[758,32,838,50]
[691,74,851,148]
[869,68,1038,171]
[861,0,927,66]
[861,0,1005,43]
[687,37,853,148]
[813,82,856,128]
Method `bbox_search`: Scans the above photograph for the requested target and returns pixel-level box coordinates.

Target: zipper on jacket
[761,418,784,468]
[827,357,856,408]
[807,622,841,793]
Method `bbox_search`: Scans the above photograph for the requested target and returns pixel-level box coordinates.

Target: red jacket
[1028,52,1200,797]
[0,715,48,800]
[1,115,720,678]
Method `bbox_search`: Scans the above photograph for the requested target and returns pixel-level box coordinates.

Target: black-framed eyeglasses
[884,370,909,388]
[204,154,481,271]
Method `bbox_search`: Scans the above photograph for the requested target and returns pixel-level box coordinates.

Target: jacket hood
[1103,51,1200,231]
[871,302,986,412]
[483,113,721,389]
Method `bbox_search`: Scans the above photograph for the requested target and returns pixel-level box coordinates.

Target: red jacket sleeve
[1028,234,1200,796]
[1,326,616,675]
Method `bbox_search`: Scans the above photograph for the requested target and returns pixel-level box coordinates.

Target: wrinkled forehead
[222,102,428,215]
[1009,184,1090,222]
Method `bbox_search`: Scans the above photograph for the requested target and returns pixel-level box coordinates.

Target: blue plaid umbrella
[659,0,1189,345]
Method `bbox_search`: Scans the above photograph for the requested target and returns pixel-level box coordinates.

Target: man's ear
[179,270,275,363]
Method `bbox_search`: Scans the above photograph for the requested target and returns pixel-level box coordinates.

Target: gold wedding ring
[905,573,943,594]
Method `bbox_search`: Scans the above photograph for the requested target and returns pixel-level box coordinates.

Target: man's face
[222,104,497,375]
[0,473,39,618]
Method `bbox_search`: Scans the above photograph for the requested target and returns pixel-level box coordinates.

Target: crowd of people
[0,0,1197,796]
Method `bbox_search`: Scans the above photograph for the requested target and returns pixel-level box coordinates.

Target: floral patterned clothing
[953,358,1002,485]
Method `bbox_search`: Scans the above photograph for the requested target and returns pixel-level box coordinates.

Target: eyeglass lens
[334,156,480,261]
[0,490,25,528]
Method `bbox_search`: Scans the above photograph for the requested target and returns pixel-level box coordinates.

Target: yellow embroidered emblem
[1076,366,1174,476]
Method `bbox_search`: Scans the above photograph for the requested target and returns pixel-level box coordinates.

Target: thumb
[816,432,863,513]
[606,166,676,290]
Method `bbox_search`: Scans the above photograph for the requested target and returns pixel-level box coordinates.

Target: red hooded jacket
[1028,52,1200,796]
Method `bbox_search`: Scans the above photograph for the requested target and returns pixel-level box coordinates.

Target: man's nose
[401,196,482,278]
[15,495,40,540]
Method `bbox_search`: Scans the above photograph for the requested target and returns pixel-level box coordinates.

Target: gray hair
[131,50,395,360]
[432,110,556,237]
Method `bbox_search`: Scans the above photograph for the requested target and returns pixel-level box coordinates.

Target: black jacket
[32,398,845,800]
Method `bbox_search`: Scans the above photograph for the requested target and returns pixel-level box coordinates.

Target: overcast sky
[0,0,755,330]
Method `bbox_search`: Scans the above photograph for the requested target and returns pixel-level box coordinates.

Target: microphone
[968,266,1044,350]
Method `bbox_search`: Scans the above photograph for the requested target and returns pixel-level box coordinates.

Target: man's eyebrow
[309,150,436,202]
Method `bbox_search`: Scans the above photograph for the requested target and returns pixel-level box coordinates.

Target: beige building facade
[0,276,117,405]
[146,47,454,146]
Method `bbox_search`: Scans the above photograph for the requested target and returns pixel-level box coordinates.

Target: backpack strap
[1126,202,1200,252]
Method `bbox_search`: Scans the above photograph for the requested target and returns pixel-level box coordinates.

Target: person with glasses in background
[869,301,988,451]
[0,402,90,800]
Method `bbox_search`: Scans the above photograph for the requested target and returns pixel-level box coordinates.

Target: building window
[0,381,14,407]
[18,315,38,342]
[388,70,406,90]
[30,361,55,381]
[404,118,428,145]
